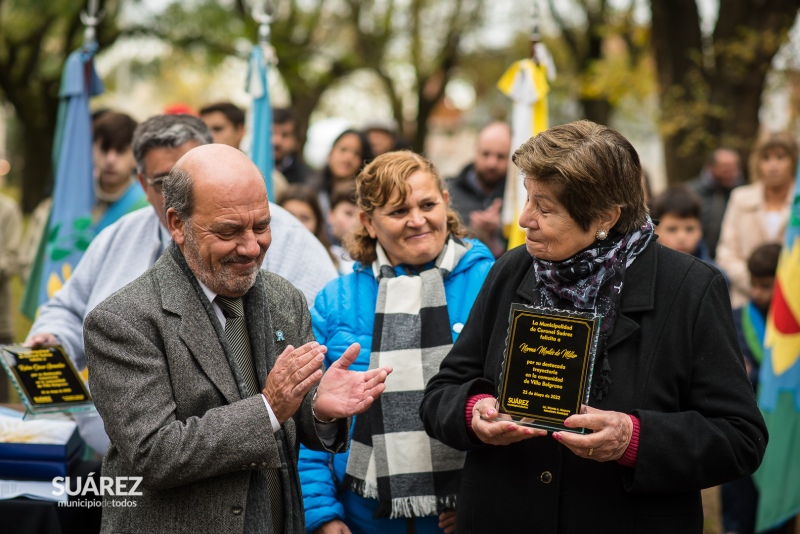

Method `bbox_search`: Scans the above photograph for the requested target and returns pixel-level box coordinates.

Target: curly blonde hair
[346,151,466,265]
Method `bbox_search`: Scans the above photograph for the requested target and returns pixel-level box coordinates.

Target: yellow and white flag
[497,44,554,250]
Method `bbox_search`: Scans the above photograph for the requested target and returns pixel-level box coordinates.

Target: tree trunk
[414,68,449,154]
[377,71,405,141]
[413,90,438,154]
[709,0,797,179]
[9,83,60,213]
[650,0,798,184]
[650,0,705,184]
[579,98,612,126]
[291,90,324,159]
[20,126,55,213]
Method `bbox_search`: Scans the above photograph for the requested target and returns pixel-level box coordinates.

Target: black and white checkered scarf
[342,235,468,519]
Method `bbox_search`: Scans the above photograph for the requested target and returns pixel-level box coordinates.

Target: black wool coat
[420,242,767,534]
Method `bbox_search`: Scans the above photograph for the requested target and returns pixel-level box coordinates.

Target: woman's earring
[596,229,608,240]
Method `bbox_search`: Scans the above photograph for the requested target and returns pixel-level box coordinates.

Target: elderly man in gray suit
[84,144,392,534]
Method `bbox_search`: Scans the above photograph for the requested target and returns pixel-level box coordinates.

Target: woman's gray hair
[513,120,648,234]
[132,115,213,173]
[163,165,194,222]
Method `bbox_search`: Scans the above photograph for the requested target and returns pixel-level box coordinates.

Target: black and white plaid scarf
[342,236,468,519]
[531,217,655,400]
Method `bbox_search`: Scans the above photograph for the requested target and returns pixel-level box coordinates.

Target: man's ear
[166,208,186,246]
[137,172,147,191]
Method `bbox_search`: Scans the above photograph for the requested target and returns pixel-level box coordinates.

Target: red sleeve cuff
[465,394,494,432]
[616,414,640,467]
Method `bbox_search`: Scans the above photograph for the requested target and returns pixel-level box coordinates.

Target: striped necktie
[215,295,285,533]
[215,296,261,396]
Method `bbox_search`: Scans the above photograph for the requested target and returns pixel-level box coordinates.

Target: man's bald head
[474,121,512,191]
[165,144,267,222]
[478,121,512,146]
[163,144,272,297]
[708,148,741,188]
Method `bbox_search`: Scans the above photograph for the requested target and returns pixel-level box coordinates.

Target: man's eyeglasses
[143,174,166,193]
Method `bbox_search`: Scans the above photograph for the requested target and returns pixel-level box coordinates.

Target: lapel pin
[275,330,285,342]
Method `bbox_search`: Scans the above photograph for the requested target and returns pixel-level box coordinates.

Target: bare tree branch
[548,0,581,60]
[21,17,58,86]
[410,0,423,76]
[234,0,248,19]
[64,8,84,52]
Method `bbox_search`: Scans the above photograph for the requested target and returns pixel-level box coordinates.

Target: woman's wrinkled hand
[471,397,547,445]
[552,405,633,461]
[438,509,457,534]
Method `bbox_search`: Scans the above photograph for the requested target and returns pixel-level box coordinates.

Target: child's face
[655,214,703,255]
[750,276,775,314]
[328,201,360,241]
[282,199,318,235]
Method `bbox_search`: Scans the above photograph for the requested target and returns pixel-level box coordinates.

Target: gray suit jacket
[84,246,349,534]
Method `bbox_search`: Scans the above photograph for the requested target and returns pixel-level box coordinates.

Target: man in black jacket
[447,121,511,258]
[686,148,742,259]
[273,107,313,185]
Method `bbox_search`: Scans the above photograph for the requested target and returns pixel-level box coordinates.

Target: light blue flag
[246,44,275,200]
[22,44,103,316]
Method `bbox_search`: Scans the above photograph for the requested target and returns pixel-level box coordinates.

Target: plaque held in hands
[497,304,601,434]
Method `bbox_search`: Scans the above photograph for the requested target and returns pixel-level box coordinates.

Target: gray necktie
[216,295,260,397]
[216,295,285,533]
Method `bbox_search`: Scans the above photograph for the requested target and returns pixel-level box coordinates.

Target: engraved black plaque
[497,304,600,433]
[1,345,92,410]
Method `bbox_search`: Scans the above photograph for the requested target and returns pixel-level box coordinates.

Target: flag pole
[248,0,277,199]
[80,0,102,47]
[530,0,540,60]
[254,0,273,49]
[499,0,554,251]
[21,0,105,319]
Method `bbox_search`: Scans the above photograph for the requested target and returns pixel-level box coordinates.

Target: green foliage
[581,38,654,107]
[546,0,655,125]
[658,70,729,155]
[137,1,246,64]
[0,0,125,211]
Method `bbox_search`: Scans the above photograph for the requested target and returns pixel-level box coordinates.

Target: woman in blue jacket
[299,151,495,534]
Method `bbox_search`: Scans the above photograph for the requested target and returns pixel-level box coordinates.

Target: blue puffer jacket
[299,239,494,534]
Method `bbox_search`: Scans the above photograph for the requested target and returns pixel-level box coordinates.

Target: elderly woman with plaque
[419,121,768,533]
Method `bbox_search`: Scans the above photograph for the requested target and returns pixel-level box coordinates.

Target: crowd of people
[0,100,796,534]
